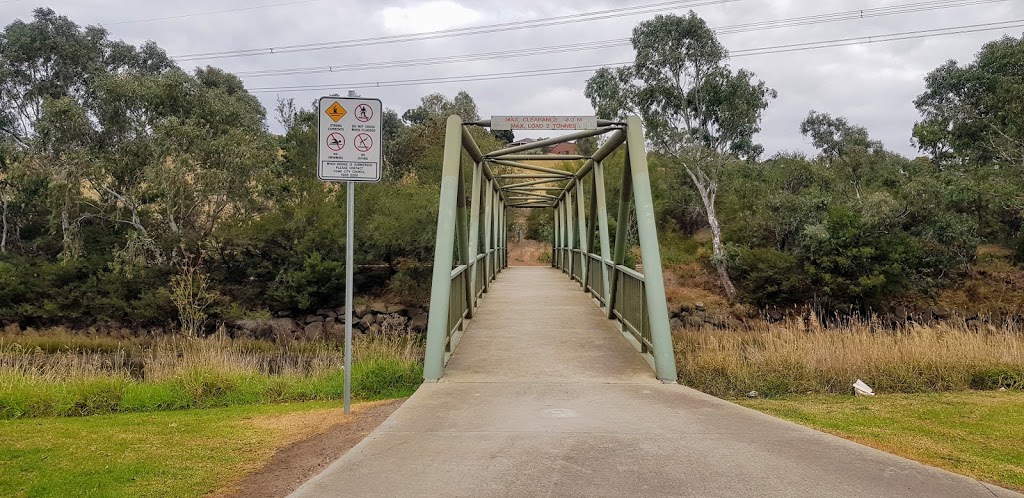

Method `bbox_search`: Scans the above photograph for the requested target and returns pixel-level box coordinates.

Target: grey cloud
[4,0,1024,156]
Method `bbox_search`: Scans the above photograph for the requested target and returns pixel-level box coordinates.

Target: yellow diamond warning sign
[325,102,347,122]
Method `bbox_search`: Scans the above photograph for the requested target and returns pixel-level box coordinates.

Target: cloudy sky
[3,0,1023,156]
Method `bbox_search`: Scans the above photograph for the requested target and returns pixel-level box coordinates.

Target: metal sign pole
[316,95,382,413]
[344,181,355,415]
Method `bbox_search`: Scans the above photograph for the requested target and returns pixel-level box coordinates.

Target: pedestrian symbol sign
[326,102,347,122]
[317,97,382,183]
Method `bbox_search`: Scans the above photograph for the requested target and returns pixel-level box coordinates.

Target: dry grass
[676,318,1024,397]
[0,328,423,419]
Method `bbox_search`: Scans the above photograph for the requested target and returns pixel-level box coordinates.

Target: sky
[2,0,1023,157]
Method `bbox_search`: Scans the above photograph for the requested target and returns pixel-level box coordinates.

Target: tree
[913,35,1024,169]
[585,12,776,300]
[800,111,886,200]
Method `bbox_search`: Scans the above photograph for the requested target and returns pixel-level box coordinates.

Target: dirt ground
[508,239,550,266]
[222,399,405,498]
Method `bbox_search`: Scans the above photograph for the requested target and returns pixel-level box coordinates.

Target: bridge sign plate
[318,97,382,183]
[491,115,598,131]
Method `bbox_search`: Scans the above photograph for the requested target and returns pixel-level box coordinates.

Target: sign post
[317,96,383,414]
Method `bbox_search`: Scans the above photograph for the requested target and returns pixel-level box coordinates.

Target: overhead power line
[173,0,739,61]
[102,0,323,26]
[244,18,1024,94]
[233,0,1007,79]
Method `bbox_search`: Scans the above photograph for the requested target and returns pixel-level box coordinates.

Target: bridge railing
[548,116,677,382]
[424,116,509,379]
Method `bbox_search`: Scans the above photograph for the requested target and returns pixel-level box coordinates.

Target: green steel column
[566,186,575,279]
[575,178,589,291]
[466,162,483,313]
[594,161,613,310]
[608,151,634,319]
[482,179,494,292]
[560,200,568,271]
[552,201,559,268]
[424,115,464,381]
[455,156,473,319]
[625,116,677,382]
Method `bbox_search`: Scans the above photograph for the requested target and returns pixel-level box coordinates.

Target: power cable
[173,0,739,61]
[102,0,323,26]
[232,0,1007,79]
[244,18,1024,94]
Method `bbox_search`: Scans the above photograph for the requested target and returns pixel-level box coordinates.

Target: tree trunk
[704,200,737,301]
[686,166,738,301]
[1,195,8,253]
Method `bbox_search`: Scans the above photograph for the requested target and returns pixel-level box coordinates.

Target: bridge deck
[292,267,1017,497]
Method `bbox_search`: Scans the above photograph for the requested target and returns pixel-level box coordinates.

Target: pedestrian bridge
[290,117,1015,497]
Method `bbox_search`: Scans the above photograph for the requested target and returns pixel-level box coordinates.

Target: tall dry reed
[0,327,423,419]
[675,318,1024,397]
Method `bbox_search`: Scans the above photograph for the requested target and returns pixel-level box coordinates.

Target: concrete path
[292,267,1019,497]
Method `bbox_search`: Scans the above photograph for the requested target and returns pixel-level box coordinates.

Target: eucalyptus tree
[913,35,1024,169]
[585,12,776,300]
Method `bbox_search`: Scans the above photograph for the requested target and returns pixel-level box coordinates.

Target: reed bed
[676,318,1024,397]
[0,328,423,419]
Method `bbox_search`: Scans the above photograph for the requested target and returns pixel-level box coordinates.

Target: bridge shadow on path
[292,267,1019,498]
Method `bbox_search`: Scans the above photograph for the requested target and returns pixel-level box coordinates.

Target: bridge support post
[483,180,494,292]
[467,161,483,316]
[424,115,465,381]
[625,116,678,382]
[608,153,633,319]
[593,161,612,308]
[575,178,589,291]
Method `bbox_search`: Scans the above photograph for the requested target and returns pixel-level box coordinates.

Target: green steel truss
[424,116,677,382]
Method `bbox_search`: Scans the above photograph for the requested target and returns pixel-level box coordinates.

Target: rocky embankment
[229,303,429,343]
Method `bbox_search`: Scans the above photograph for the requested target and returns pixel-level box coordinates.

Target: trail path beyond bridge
[292,267,1019,498]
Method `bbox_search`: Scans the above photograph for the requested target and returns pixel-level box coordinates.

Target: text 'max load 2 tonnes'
[317,97,383,183]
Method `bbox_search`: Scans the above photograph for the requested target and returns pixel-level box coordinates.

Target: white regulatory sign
[491,115,598,131]
[318,97,383,183]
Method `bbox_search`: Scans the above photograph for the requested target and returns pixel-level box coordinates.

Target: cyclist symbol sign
[317,97,382,183]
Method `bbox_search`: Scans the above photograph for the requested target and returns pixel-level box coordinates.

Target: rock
[317,308,338,319]
[677,303,693,314]
[921,308,936,324]
[276,311,292,318]
[409,314,429,334]
[892,305,908,322]
[746,391,760,398]
[354,305,370,319]
[270,318,298,343]
[408,307,425,318]
[375,314,386,325]
[683,315,705,329]
[369,302,389,315]
[669,318,684,330]
[304,321,324,341]
[334,306,347,317]
[387,305,409,317]
[324,318,344,341]
[368,324,382,335]
[305,314,324,324]
[694,301,706,312]
[232,320,272,340]
[359,314,375,330]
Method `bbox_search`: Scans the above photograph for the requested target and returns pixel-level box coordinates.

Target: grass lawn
[0,400,385,497]
[740,391,1024,491]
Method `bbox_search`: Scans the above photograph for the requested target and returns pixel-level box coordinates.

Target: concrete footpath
[292,267,1020,497]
